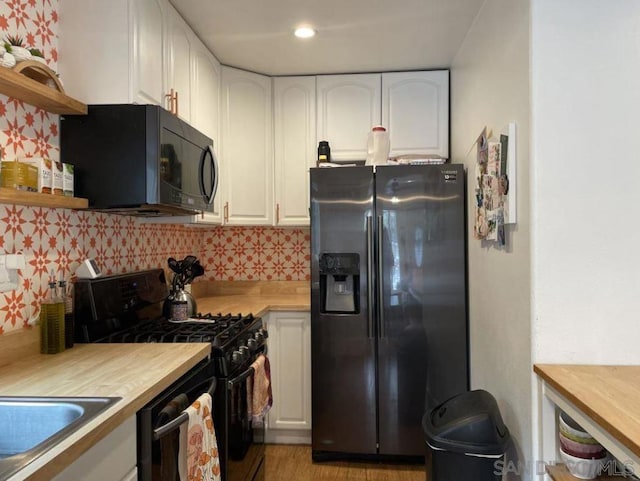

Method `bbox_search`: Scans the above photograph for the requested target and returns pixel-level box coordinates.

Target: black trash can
[422,390,510,481]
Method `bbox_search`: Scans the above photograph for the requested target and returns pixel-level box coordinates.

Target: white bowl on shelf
[560,448,609,480]
[559,411,598,442]
[10,46,31,62]
[559,432,606,458]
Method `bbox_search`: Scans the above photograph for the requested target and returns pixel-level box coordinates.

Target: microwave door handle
[199,145,218,205]
[210,146,219,204]
[152,377,217,440]
[199,147,210,203]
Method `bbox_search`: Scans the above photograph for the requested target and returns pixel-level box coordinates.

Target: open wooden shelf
[547,463,625,481]
[0,64,87,115]
[0,187,88,209]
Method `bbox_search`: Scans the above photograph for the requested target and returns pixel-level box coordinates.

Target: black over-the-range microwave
[61,104,218,216]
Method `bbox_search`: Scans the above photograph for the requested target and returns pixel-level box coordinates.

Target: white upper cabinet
[382,71,449,158]
[132,0,166,105]
[59,0,166,105]
[221,66,273,225]
[316,74,382,162]
[273,77,316,226]
[191,41,221,141]
[190,39,223,224]
[165,3,193,121]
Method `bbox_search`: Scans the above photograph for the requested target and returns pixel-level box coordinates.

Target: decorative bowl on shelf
[10,46,30,62]
[558,433,606,459]
[29,56,46,65]
[0,52,15,68]
[560,448,608,480]
[559,412,598,443]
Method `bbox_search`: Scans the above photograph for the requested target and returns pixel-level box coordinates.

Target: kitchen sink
[0,396,121,480]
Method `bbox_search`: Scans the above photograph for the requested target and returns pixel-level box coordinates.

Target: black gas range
[73,269,266,481]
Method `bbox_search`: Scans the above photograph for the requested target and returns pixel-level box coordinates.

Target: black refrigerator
[310,164,468,460]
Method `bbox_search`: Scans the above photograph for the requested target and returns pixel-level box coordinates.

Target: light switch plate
[0,254,23,292]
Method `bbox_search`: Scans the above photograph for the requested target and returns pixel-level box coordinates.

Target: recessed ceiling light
[294,26,316,39]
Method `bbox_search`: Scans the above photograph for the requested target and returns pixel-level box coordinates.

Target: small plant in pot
[28,47,46,64]
[4,35,31,62]
[0,43,15,68]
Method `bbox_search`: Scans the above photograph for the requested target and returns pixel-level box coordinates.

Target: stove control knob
[239,346,250,361]
[247,338,257,351]
[232,350,242,364]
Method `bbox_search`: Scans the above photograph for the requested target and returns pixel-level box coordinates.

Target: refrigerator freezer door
[310,166,377,456]
[375,164,468,456]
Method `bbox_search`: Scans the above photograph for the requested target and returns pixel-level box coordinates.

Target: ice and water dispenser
[319,253,360,313]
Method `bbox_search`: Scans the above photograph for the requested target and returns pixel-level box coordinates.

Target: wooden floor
[265,445,426,481]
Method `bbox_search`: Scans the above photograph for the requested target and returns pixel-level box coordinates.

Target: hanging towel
[178,393,221,481]
[156,393,190,481]
[247,354,272,426]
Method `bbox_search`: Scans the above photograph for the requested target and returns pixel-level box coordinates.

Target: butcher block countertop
[0,280,308,480]
[193,280,310,316]
[0,337,210,481]
[534,364,640,458]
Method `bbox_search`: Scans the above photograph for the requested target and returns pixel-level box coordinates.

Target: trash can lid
[422,389,510,456]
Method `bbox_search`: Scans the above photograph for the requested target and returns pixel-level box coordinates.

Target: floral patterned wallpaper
[202,227,310,282]
[0,0,59,162]
[0,0,311,335]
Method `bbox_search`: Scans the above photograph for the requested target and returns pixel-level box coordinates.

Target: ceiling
[169,0,486,76]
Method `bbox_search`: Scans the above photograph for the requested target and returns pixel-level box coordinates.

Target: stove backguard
[74,269,169,343]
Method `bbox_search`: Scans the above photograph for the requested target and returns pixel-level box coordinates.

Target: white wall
[451,0,532,477]
[531,0,640,365]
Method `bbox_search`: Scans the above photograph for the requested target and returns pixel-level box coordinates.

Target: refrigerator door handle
[377,214,385,339]
[366,215,374,339]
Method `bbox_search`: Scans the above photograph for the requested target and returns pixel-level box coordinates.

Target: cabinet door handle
[224,202,229,223]
[174,90,179,116]
[165,88,175,113]
[276,203,280,224]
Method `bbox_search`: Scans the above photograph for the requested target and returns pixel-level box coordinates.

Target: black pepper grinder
[317,141,331,166]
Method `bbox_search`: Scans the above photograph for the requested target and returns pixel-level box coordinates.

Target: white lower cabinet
[264,311,311,444]
[52,416,137,481]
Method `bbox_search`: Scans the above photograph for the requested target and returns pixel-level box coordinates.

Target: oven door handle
[152,377,217,441]
[227,366,255,388]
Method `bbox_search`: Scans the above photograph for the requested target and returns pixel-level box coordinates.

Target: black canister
[317,141,330,165]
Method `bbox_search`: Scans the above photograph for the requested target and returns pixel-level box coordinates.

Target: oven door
[137,358,216,481]
[225,364,265,481]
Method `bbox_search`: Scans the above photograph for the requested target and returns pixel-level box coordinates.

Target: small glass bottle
[40,275,65,354]
[59,279,74,349]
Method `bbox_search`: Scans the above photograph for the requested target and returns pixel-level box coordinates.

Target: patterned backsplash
[0,0,310,335]
[0,207,311,334]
